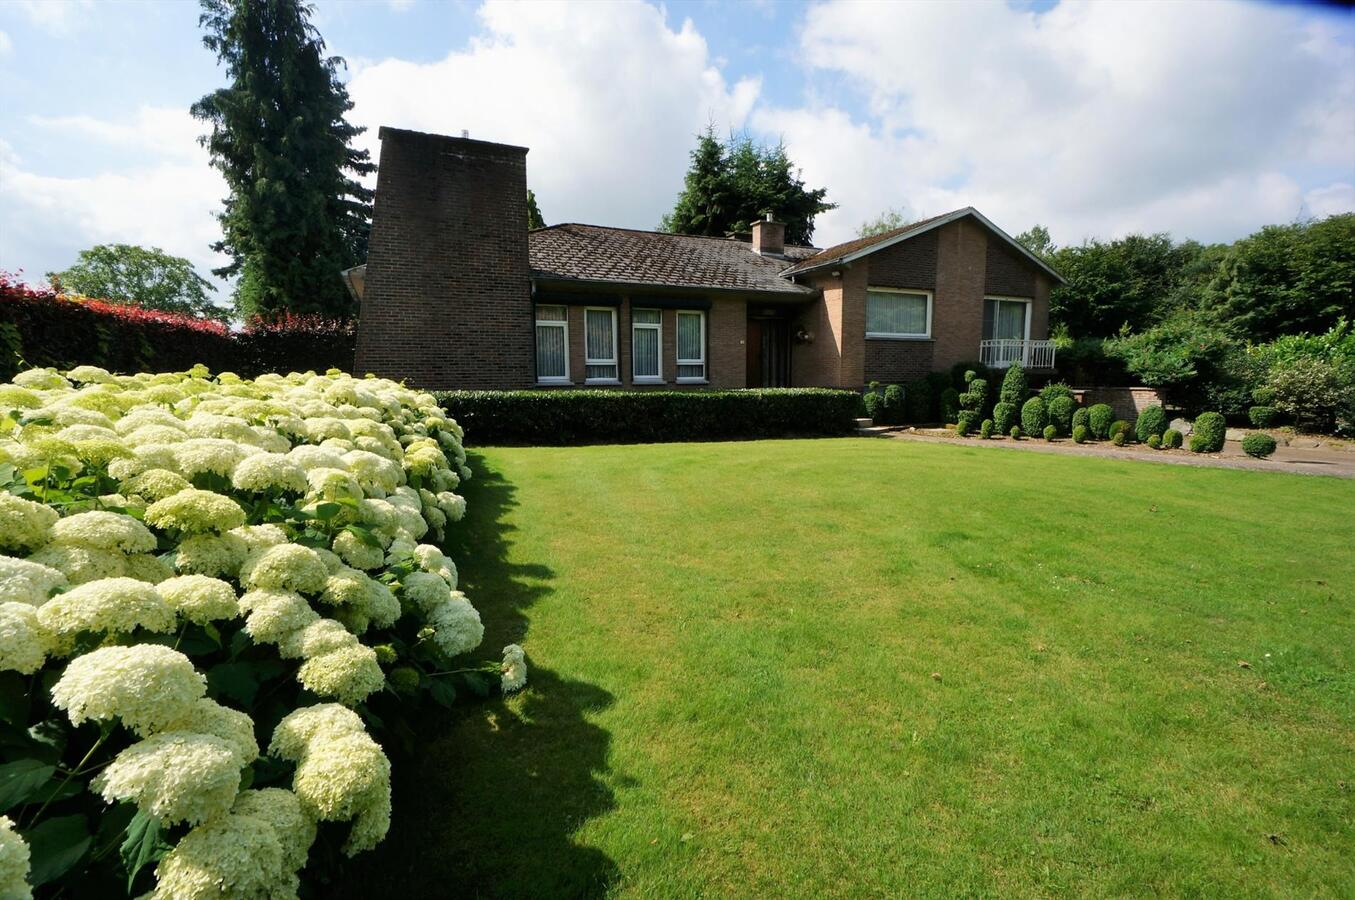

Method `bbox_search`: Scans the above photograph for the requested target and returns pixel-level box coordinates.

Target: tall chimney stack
[750,213,785,257]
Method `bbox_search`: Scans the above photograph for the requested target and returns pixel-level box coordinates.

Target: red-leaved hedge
[0,273,355,379]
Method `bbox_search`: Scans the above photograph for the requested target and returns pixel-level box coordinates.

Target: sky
[0,0,1352,303]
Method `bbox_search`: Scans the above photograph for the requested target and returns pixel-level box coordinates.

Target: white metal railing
[980,339,1056,370]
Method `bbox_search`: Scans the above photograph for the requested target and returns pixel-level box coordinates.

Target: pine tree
[527,190,546,230]
[659,126,732,238]
[192,0,374,319]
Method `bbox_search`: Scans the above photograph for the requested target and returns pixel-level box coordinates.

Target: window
[632,308,662,382]
[983,297,1030,342]
[676,310,706,381]
[534,305,568,383]
[584,307,619,382]
[865,288,931,338]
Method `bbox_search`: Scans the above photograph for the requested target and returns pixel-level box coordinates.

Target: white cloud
[346,0,760,230]
[1305,182,1355,220]
[387,0,416,11]
[10,0,94,35]
[28,106,207,161]
[0,29,13,55]
[0,110,226,283]
[761,0,1355,246]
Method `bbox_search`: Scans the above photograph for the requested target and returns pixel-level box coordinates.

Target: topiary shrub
[1163,428,1183,449]
[956,410,977,436]
[1020,397,1048,435]
[992,401,1017,433]
[1067,406,1089,436]
[904,379,931,423]
[1146,434,1161,449]
[1048,396,1076,436]
[1088,403,1115,439]
[980,418,994,439]
[999,363,1028,405]
[951,360,989,390]
[940,387,961,424]
[1112,431,1127,446]
[1039,382,1075,405]
[1135,404,1167,443]
[1043,424,1057,441]
[1073,424,1089,443]
[1109,419,1132,440]
[1010,425,1022,439]
[1242,432,1277,458]
[862,390,884,421]
[959,377,988,417]
[1248,405,1278,428]
[1189,411,1226,453]
[881,384,905,425]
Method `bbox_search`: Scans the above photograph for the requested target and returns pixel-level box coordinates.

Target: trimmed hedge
[1189,411,1227,453]
[939,388,961,424]
[1242,432,1278,458]
[1042,424,1057,441]
[1073,424,1089,443]
[435,388,862,445]
[1088,403,1116,440]
[1248,405,1278,428]
[0,274,355,378]
[1020,397,1048,435]
[1135,404,1167,443]
[1163,428,1184,449]
[980,418,995,439]
[992,401,1017,433]
[1048,395,1076,436]
[1071,406,1091,434]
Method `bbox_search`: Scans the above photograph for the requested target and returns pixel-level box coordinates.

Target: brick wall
[864,341,934,384]
[984,238,1037,297]
[1077,386,1167,421]
[867,229,938,290]
[929,218,988,372]
[354,128,534,389]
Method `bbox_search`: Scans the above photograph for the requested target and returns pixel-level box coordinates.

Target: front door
[746,318,790,387]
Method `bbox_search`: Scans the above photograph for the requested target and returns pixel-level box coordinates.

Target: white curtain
[676,312,704,379]
[632,309,660,378]
[866,292,927,335]
[535,324,566,378]
[995,301,1026,341]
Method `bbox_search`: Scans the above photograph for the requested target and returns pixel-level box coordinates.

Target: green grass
[341,438,1355,898]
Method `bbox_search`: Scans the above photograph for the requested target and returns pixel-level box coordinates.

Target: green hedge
[436,388,862,445]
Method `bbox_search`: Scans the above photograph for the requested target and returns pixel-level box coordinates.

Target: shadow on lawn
[333,453,620,898]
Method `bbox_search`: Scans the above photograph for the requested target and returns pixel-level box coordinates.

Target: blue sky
[1,0,1351,297]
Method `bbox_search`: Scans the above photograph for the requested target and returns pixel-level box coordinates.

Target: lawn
[339,438,1355,898]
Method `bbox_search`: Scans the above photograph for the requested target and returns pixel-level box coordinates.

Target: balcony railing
[980,339,1056,370]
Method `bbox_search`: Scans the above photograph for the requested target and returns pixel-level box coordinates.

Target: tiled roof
[781,210,961,275]
[528,224,818,295]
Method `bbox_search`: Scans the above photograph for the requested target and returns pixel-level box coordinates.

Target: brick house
[353,127,1064,390]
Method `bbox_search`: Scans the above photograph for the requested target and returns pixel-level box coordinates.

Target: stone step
[854,417,874,428]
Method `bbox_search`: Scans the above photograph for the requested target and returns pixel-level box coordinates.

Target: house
[352,127,1064,390]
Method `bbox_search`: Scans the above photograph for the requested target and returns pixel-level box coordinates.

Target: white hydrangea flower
[305,466,362,500]
[0,557,67,606]
[149,811,291,900]
[291,731,391,852]
[239,544,329,595]
[36,576,175,636]
[231,453,308,494]
[413,544,458,588]
[400,572,450,615]
[122,553,174,585]
[50,510,156,554]
[268,704,366,762]
[240,589,319,645]
[343,450,403,494]
[227,524,289,554]
[114,407,185,435]
[296,643,385,706]
[170,533,248,577]
[51,644,206,735]
[12,368,70,390]
[157,575,239,624]
[286,445,347,472]
[230,789,315,874]
[436,492,467,522]
[0,602,54,674]
[120,468,192,501]
[278,618,355,660]
[501,644,528,693]
[0,815,32,900]
[0,494,58,553]
[331,529,384,571]
[427,593,484,659]
[162,698,259,766]
[402,444,447,478]
[26,543,128,585]
[145,489,246,534]
[92,731,242,826]
[173,438,251,478]
[67,365,114,383]
[123,424,190,447]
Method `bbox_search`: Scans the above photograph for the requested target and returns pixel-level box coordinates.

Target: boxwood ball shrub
[1135,404,1168,443]
[1163,428,1184,449]
[1020,397,1048,435]
[1010,425,1022,439]
[1147,434,1162,449]
[1109,419,1132,440]
[959,377,988,417]
[1242,432,1278,458]
[992,401,1017,434]
[1073,424,1089,443]
[0,365,527,897]
[1112,431,1127,446]
[1048,396,1076,436]
[1071,406,1091,434]
[956,411,977,436]
[1248,405,1278,428]
[980,418,995,440]
[862,390,885,422]
[1189,411,1227,453]
[1039,382,1075,405]
[882,384,905,425]
[939,388,961,425]
[1043,424,1057,441]
[1088,404,1115,440]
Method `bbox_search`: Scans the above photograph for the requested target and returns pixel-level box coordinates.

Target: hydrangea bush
[0,365,527,897]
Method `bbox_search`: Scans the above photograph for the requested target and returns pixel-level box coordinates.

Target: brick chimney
[354,127,534,389]
[750,213,785,256]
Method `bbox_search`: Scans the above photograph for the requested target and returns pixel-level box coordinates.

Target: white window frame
[631,308,664,384]
[534,305,570,385]
[584,306,620,384]
[865,286,933,340]
[982,295,1033,342]
[675,309,707,383]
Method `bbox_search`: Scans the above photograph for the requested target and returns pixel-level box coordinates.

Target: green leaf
[427,678,458,709]
[120,811,173,892]
[24,813,92,886]
[0,759,57,812]
[459,671,492,699]
[344,524,382,549]
[313,501,342,520]
[0,671,28,727]
[207,660,286,707]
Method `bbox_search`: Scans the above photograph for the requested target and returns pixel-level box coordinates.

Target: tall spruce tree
[192,0,374,319]
[661,127,833,245]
